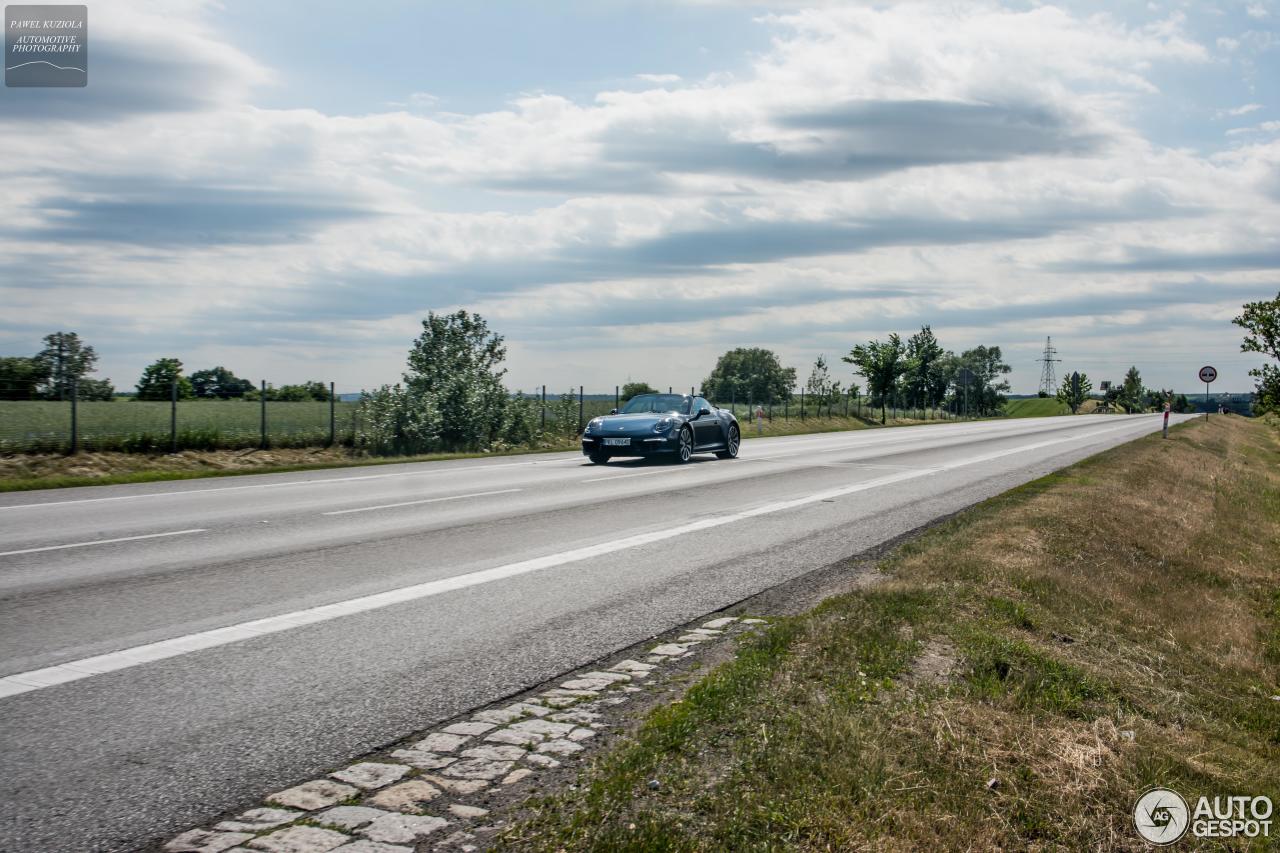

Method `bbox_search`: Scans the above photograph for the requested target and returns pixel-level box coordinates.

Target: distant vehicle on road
[581,393,740,464]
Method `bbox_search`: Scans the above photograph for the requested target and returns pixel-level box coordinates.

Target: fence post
[784,396,789,421]
[329,382,336,447]
[170,378,178,453]
[260,380,268,449]
[578,386,584,432]
[69,377,78,455]
[615,385,619,411]
[800,389,805,421]
[730,389,735,415]
[541,385,546,432]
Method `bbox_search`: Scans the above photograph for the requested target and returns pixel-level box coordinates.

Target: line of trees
[841,329,1011,424]
[696,329,1012,425]
[0,332,114,400]
[0,331,334,402]
[1055,366,1192,415]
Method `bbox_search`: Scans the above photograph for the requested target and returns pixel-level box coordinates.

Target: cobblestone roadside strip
[158,616,770,853]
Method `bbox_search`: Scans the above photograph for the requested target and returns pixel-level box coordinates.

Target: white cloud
[0,1,1274,394]
[1218,102,1263,116]
[1225,119,1280,134]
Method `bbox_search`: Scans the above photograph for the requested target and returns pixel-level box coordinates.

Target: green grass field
[0,400,359,453]
[1004,397,1068,417]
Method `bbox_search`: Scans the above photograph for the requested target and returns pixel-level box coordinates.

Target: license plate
[604,437,630,446]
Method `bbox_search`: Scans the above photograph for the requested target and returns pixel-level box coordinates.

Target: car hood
[590,412,680,433]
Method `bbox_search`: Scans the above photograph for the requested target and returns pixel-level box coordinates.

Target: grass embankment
[0,412,948,493]
[503,415,1280,851]
[1006,397,1069,417]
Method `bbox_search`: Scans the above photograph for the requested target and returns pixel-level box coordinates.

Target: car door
[691,397,721,448]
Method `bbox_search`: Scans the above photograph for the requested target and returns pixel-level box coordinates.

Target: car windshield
[621,394,690,415]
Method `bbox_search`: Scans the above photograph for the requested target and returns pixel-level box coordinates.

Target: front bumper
[581,432,678,457]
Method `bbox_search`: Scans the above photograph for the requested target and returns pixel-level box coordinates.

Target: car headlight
[652,417,676,433]
[586,418,603,433]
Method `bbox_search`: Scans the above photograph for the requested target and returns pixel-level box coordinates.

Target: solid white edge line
[0,528,208,558]
[0,417,1160,700]
[321,489,523,516]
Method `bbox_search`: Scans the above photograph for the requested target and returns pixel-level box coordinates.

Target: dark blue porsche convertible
[581,393,741,465]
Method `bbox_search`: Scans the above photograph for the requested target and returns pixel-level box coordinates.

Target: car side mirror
[610,408,618,415]
[698,406,712,417]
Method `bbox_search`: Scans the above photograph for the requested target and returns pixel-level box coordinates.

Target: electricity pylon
[1037,336,1061,396]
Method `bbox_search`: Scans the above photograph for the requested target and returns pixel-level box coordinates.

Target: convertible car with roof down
[581,393,741,464]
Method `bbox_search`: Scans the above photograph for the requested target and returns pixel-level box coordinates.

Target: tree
[1057,370,1092,414]
[956,345,1012,416]
[843,334,905,424]
[76,377,115,400]
[265,381,331,402]
[621,381,658,401]
[703,348,796,404]
[1233,291,1280,414]
[904,326,948,408]
[191,366,254,399]
[403,310,509,449]
[135,358,194,400]
[1143,387,1172,412]
[1119,366,1144,413]
[806,354,832,399]
[0,356,49,400]
[354,385,440,456]
[34,332,98,401]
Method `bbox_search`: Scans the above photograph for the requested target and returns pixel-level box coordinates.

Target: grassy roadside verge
[0,412,956,493]
[502,415,1280,851]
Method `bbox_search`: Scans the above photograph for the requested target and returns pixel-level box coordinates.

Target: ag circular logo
[1135,787,1190,845]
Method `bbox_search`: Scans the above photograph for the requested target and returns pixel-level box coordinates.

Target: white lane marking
[0,417,1156,700]
[0,458,582,511]
[0,528,208,558]
[321,489,522,516]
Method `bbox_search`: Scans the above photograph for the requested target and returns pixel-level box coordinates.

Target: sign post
[1198,366,1217,421]
[1163,401,1170,439]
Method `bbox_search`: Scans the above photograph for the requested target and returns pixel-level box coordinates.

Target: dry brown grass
[504,416,1280,852]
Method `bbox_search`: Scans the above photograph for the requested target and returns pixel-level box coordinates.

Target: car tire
[715,423,740,459]
[676,427,693,463]
[588,452,609,465]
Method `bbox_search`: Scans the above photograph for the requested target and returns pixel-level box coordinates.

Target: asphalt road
[0,414,1188,851]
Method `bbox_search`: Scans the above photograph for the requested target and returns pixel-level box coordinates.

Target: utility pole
[1036,336,1061,396]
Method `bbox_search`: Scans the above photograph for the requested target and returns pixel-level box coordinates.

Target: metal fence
[0,381,963,455]
[0,380,356,453]
[526,384,960,439]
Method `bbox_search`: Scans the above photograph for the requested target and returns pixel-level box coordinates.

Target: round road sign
[1198,365,1217,383]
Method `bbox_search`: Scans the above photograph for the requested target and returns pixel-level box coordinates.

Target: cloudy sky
[2,0,1278,396]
